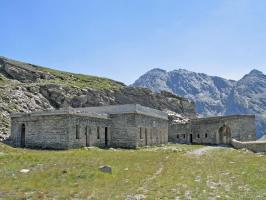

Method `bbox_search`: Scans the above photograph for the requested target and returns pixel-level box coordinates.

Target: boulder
[99,165,112,174]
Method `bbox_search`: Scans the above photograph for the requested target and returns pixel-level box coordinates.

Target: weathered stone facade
[10,104,168,149]
[10,103,257,150]
[169,115,256,145]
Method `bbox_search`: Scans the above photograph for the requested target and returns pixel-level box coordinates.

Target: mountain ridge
[133,67,266,138]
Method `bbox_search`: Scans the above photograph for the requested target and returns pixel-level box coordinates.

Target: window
[205,133,208,138]
[183,134,186,139]
[140,127,143,139]
[76,125,80,139]
[177,134,179,139]
[197,134,200,139]
[97,127,100,139]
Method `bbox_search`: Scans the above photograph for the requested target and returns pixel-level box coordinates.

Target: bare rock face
[0,57,54,82]
[37,84,196,118]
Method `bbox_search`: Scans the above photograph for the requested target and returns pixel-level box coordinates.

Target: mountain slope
[0,57,195,140]
[133,68,266,138]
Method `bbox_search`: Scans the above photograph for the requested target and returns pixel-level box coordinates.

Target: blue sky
[1,0,266,84]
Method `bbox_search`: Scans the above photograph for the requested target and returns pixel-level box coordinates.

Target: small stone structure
[10,104,168,149]
[231,139,266,153]
[169,115,256,145]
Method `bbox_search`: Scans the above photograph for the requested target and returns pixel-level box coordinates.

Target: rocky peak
[133,67,266,138]
[248,69,264,76]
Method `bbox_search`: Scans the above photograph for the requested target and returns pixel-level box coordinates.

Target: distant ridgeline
[133,68,266,138]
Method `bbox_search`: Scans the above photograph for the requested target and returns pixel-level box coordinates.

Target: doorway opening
[190,134,193,144]
[218,125,231,144]
[104,127,108,147]
[21,124,26,147]
[145,130,148,146]
[85,126,90,147]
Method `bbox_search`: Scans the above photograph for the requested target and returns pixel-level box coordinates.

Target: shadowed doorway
[21,124,26,147]
[218,125,231,144]
[105,127,108,147]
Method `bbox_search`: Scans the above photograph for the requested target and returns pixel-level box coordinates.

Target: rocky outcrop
[0,85,53,140]
[38,84,195,117]
[133,68,266,138]
[0,57,54,82]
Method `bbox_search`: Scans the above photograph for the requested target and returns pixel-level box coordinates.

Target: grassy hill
[0,56,125,90]
[0,143,266,199]
[37,66,125,90]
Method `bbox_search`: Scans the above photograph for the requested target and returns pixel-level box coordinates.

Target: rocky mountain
[133,68,266,138]
[0,57,195,140]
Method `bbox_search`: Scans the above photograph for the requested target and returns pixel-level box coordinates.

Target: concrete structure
[231,139,266,153]
[10,104,168,149]
[10,103,258,151]
[169,115,256,145]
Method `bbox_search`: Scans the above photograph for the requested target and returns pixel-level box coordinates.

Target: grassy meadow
[0,143,266,199]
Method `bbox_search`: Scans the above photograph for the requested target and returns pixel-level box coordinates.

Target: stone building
[10,104,257,150]
[10,104,168,149]
[169,115,256,145]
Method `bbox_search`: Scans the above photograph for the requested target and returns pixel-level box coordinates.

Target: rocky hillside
[133,68,266,138]
[0,57,195,140]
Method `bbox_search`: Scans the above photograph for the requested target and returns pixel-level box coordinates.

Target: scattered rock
[126,194,146,200]
[0,152,5,156]
[20,169,30,173]
[99,165,112,174]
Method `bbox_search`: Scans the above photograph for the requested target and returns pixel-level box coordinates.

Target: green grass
[37,67,125,90]
[0,143,266,199]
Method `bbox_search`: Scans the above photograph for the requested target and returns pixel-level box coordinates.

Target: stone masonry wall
[109,113,138,148]
[169,115,256,145]
[231,139,266,153]
[191,115,256,144]
[168,123,191,144]
[135,114,168,147]
[11,115,69,149]
[67,115,111,148]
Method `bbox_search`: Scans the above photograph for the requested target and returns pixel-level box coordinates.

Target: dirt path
[126,157,168,200]
[187,146,225,156]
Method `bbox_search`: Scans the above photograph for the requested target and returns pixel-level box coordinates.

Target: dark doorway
[145,131,148,146]
[104,127,108,147]
[85,126,90,147]
[218,125,231,144]
[190,134,193,144]
[21,124,26,147]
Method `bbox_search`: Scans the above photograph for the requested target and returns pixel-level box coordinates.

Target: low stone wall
[231,139,266,153]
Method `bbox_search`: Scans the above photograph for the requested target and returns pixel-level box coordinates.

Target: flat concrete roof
[10,109,109,119]
[11,104,168,120]
[191,114,255,123]
[72,104,168,120]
